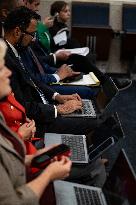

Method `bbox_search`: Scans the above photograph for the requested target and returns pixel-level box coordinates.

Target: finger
[59,156,65,164]
[63,156,70,163]
[26,117,31,122]
[66,160,72,168]
[32,119,35,125]
[73,93,82,101]
[75,105,83,111]
[26,121,33,127]
[74,100,82,106]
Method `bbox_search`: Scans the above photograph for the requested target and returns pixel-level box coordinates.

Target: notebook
[53,31,67,46]
[62,77,119,118]
[51,72,100,86]
[54,149,136,205]
[64,72,100,86]
[44,133,114,164]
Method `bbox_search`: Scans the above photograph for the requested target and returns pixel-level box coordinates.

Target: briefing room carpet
[103,80,136,172]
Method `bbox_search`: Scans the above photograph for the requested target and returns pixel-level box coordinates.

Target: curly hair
[50,1,68,16]
[4,6,40,32]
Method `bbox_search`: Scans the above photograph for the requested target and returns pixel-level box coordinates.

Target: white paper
[56,47,89,56]
[67,72,99,86]
[53,31,67,45]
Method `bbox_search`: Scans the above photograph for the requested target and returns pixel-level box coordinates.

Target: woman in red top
[0,92,37,154]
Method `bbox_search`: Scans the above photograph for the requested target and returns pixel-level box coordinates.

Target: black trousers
[56,53,109,85]
[68,54,108,82]
[67,158,106,188]
[45,115,101,135]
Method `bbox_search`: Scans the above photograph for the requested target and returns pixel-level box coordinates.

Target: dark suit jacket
[20,46,58,84]
[5,44,57,129]
[30,41,55,66]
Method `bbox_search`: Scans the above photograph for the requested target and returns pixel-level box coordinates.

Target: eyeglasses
[22,31,36,39]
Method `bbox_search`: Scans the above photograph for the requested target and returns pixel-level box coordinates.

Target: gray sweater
[0,114,39,205]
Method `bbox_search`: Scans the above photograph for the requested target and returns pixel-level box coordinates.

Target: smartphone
[31,144,70,169]
[88,137,115,162]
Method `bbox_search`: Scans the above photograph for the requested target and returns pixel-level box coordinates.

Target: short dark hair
[0,0,17,20]
[0,0,17,10]
[50,1,68,16]
[25,0,36,3]
[4,6,40,32]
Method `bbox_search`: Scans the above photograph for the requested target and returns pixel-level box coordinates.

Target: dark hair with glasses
[4,6,40,33]
[50,1,68,16]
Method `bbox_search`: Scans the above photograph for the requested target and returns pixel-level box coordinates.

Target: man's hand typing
[56,99,82,115]
[55,93,82,104]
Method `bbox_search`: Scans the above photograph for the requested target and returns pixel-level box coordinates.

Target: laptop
[45,112,124,164]
[44,133,114,164]
[62,77,119,118]
[54,149,136,205]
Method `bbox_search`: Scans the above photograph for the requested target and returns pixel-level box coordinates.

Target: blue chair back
[72,2,110,27]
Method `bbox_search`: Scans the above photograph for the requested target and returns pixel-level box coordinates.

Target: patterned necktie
[28,47,45,75]
[17,55,48,104]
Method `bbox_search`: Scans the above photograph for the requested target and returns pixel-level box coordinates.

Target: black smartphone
[31,144,70,169]
[63,72,83,83]
[88,137,115,162]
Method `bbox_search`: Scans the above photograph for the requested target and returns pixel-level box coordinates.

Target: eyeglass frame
[22,30,37,39]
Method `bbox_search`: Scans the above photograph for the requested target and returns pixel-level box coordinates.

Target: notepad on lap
[51,72,100,86]
[66,72,100,86]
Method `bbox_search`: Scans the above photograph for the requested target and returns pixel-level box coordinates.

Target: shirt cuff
[52,92,59,100]
[52,74,60,82]
[54,105,57,118]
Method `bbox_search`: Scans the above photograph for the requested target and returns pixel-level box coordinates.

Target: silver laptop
[62,77,119,118]
[44,133,114,164]
[54,149,136,205]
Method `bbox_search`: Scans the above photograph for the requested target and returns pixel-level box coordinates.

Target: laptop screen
[96,77,118,111]
[103,149,136,205]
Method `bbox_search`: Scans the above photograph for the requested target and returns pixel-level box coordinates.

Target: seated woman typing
[0,39,72,205]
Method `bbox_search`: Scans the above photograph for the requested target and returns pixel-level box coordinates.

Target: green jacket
[37,21,51,52]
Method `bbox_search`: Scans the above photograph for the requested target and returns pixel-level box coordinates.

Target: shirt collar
[6,40,19,58]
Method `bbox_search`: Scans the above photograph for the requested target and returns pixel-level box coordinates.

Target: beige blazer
[0,114,39,205]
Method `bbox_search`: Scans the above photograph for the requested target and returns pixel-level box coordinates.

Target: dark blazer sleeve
[5,51,57,124]
[28,70,58,84]
[21,47,58,84]
[30,42,56,66]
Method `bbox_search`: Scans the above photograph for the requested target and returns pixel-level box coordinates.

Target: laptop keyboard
[61,135,86,161]
[74,186,102,205]
[82,100,96,117]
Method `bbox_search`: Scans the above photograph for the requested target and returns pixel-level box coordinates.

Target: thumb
[59,156,66,164]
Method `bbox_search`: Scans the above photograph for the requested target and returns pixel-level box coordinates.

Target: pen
[68,64,73,67]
